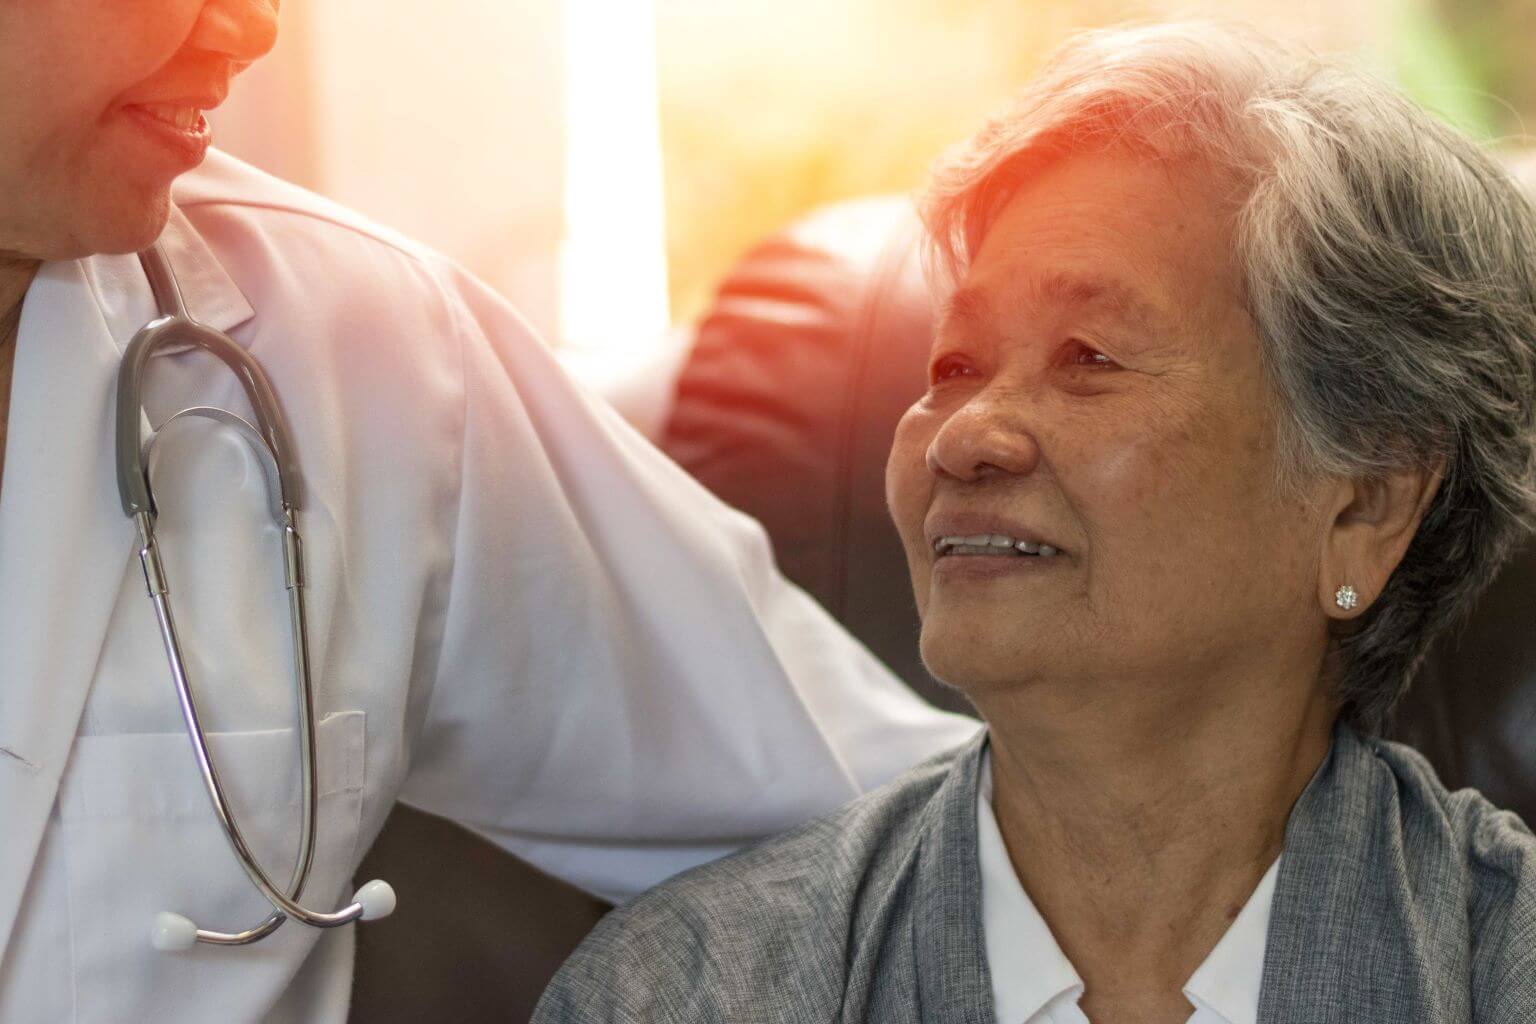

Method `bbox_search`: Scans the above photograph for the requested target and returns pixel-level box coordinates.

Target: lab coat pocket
[56,710,366,1024]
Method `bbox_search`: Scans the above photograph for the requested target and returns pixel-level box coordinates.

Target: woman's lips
[931,550,1065,582]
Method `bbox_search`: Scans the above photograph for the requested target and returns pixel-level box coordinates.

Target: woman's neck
[977,663,1337,996]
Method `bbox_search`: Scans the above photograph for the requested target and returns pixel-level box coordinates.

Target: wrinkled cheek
[1085,441,1165,509]
[886,414,936,611]
[1082,419,1293,618]
[1068,425,1194,535]
[1063,427,1228,600]
[886,414,929,526]
[1076,404,1243,517]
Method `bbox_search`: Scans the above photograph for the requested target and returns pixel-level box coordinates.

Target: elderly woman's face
[0,0,278,260]
[888,150,1330,701]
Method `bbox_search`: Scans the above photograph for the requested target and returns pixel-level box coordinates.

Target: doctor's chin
[1,3,1535,1024]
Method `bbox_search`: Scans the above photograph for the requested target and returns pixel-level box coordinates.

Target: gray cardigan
[534,724,1536,1022]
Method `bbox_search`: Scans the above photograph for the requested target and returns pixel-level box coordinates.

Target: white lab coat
[0,151,977,1023]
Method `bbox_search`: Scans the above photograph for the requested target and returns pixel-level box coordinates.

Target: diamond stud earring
[1335,584,1359,610]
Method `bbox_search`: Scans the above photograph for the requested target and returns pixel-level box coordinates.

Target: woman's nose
[189,0,280,65]
[924,391,1041,483]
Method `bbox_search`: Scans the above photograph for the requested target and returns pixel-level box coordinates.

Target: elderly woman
[533,21,1536,1024]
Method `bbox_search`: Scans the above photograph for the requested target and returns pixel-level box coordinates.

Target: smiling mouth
[932,534,1063,558]
[130,103,207,132]
[119,103,213,167]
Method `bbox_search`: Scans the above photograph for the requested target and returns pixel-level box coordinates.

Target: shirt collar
[77,201,255,355]
[976,757,1084,1021]
[976,752,1279,1024]
[1182,856,1280,1024]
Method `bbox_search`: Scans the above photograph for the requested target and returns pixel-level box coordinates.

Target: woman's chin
[919,629,1044,698]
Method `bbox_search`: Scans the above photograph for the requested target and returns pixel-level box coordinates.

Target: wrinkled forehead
[937,270,1176,344]
[936,152,1246,347]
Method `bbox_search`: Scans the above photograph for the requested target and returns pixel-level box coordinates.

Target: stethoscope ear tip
[353,879,397,921]
[152,911,198,952]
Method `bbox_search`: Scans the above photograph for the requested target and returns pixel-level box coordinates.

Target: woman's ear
[1318,457,1446,619]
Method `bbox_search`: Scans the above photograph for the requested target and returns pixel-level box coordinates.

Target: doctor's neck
[0,254,40,348]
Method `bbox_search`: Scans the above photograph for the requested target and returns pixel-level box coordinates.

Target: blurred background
[212,0,1536,356]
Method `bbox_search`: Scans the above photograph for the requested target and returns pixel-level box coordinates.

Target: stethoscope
[117,243,396,952]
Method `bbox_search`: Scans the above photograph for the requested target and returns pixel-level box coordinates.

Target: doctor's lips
[924,514,1067,560]
[118,93,224,166]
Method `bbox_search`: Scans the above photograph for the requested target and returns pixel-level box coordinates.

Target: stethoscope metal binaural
[117,243,396,952]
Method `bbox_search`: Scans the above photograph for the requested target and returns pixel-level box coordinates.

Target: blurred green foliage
[1423,0,1536,141]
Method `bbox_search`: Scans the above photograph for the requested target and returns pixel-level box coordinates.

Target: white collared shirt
[977,757,1280,1024]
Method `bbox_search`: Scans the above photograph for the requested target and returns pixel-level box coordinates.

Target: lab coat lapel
[0,209,254,968]
[88,206,256,347]
[159,205,256,336]
[0,259,141,969]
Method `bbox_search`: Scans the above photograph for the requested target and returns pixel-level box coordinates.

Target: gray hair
[922,20,1536,734]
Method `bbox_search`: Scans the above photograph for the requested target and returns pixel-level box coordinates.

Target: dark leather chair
[351,194,1536,1021]
[662,198,969,718]
[350,809,608,1022]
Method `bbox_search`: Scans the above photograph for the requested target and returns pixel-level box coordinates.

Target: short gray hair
[922,20,1536,734]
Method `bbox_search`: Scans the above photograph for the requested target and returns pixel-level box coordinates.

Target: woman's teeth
[933,534,1059,557]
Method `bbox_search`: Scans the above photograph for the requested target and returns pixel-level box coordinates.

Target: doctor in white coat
[0,2,977,1020]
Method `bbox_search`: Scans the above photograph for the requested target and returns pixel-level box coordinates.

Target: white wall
[211,0,669,352]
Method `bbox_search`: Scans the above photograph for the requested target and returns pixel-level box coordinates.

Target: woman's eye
[929,355,975,384]
[1066,342,1118,369]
